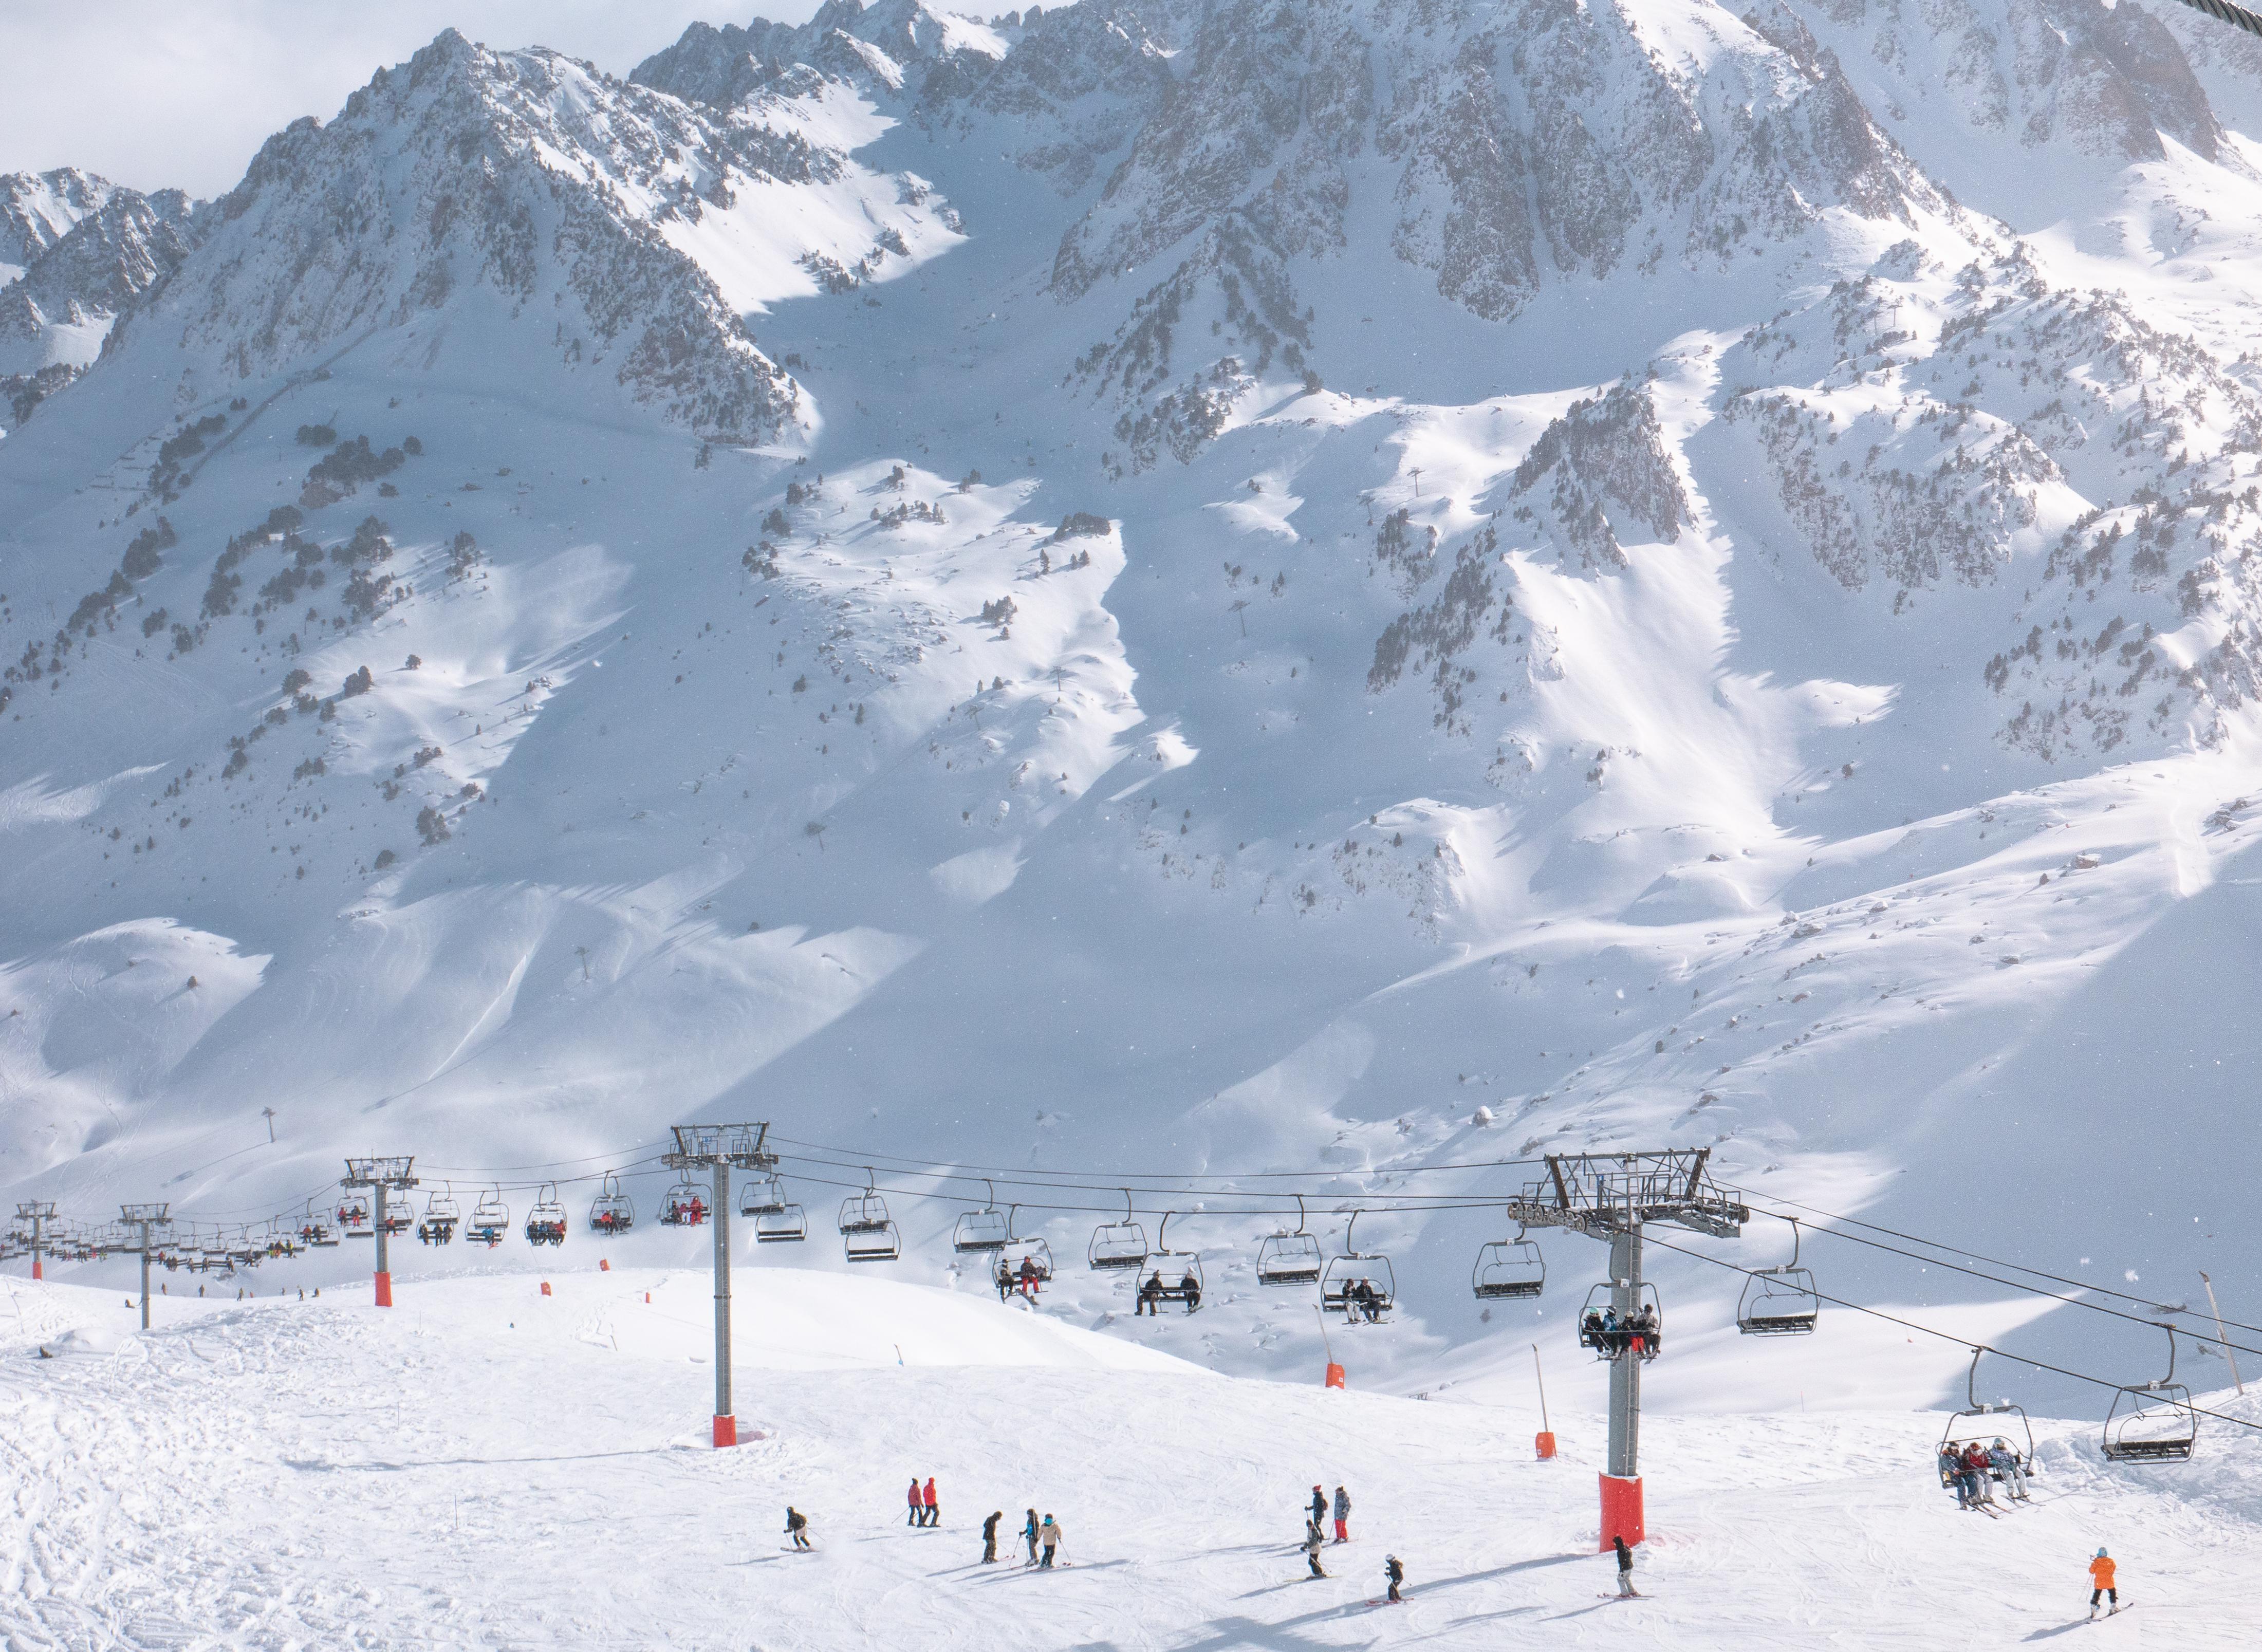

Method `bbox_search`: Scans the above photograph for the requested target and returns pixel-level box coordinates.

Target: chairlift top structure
[1256,1195,1323,1288]
[1472,1219,1546,1301]
[1503,1149,1749,1239]
[1939,1346,2035,1464]
[664,1121,777,1168]
[954,1181,1011,1254]
[2101,1324,2198,1464]
[1737,1216,1820,1336]
[1088,1190,1150,1272]
[1320,1210,1393,1315]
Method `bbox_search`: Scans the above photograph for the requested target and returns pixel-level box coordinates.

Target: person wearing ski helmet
[1384,1554,1404,1603]
[2088,1549,2119,1618]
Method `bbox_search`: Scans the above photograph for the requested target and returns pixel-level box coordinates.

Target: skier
[1039,1513,1062,1568]
[1987,1438,2025,1502]
[1613,1534,1637,1598]
[1961,1442,1995,1507]
[1180,1269,1202,1312]
[907,1477,923,1527]
[1308,1486,1327,1531]
[1303,1524,1329,1580]
[1022,1508,1041,1566]
[982,1510,1002,1563]
[1938,1442,1970,1509]
[922,1476,939,1527]
[1018,1256,1040,1298]
[1137,1272,1163,1315]
[784,1507,810,1550]
[2088,1548,2119,1618]
[1332,1485,1351,1544]
[1384,1554,1404,1603]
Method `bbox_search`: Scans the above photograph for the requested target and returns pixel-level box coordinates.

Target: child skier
[784,1507,810,1550]
[1384,1554,1404,1603]
[1303,1524,1329,1580]
[2088,1549,2119,1618]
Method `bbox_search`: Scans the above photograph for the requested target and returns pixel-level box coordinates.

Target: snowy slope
[4,1271,2259,1650]
[1,0,2260,1447]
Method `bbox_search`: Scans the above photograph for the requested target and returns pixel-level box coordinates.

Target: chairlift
[737,1171,787,1219]
[837,1168,891,1236]
[1577,1282,1663,1361]
[1736,1216,1820,1335]
[661,1177,710,1228]
[524,1182,568,1247]
[1472,1218,1546,1301]
[588,1173,635,1237]
[1320,1210,1396,1323]
[954,1180,1011,1254]
[842,1171,900,1264]
[754,1177,808,1243]
[1256,1195,1323,1288]
[299,1200,339,1248]
[1133,1212,1205,1313]
[1938,1346,2036,1465]
[1087,1189,1150,1272]
[994,1205,1054,1293]
[466,1186,509,1248]
[2101,1324,2198,1464]
[337,1194,373,1238]
[377,1201,411,1238]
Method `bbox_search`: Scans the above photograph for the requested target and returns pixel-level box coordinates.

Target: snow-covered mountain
[4,0,2261,1421]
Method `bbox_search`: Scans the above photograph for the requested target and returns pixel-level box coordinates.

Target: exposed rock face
[141,30,809,440]
[0,168,118,278]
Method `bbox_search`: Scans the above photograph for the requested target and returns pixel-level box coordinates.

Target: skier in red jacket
[922,1476,939,1527]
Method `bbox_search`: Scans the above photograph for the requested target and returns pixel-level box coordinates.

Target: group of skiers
[1579,1305,1662,1357]
[978,1508,1066,1567]
[994,1255,1046,1301]
[1339,1279,1384,1324]
[1935,1438,2033,1511]
[1135,1270,1201,1314]
[1295,1483,1405,1601]
[905,1477,940,1526]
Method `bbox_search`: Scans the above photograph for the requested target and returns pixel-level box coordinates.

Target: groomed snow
[3,1269,2256,1649]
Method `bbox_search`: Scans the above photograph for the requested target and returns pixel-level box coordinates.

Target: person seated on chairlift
[1179,1270,1201,1313]
[1137,1272,1165,1316]
[1018,1257,1041,1298]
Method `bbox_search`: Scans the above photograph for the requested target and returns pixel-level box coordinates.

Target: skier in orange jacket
[2087,1549,2119,1619]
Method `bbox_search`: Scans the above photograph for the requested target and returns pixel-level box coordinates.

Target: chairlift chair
[737,1172,787,1219]
[2101,1325,2198,1464]
[588,1173,635,1237]
[954,1180,1011,1254]
[837,1168,891,1236]
[466,1187,509,1248]
[1577,1282,1663,1361]
[1256,1195,1323,1288]
[417,1184,458,1246]
[524,1182,568,1247]
[1938,1347,2037,1480]
[661,1177,710,1228]
[1087,1190,1151,1272]
[754,1177,808,1242]
[994,1205,1054,1291]
[337,1195,373,1239]
[1133,1212,1206,1313]
[1736,1217,1820,1335]
[300,1200,339,1248]
[1472,1219,1546,1301]
[1320,1210,1396,1322]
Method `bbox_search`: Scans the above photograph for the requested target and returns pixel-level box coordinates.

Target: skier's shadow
[2022,1620,2103,1642]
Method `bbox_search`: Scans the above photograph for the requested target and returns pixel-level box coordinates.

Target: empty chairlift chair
[2102,1325,2199,1464]
[1321,1211,1396,1323]
[1472,1220,1546,1301]
[754,1176,808,1244]
[419,1184,459,1246]
[1256,1195,1323,1289]
[1087,1190,1151,1273]
[588,1174,636,1237]
[737,1172,787,1219]
[466,1187,510,1248]
[954,1181,1011,1255]
[1133,1213,1204,1313]
[1578,1283,1663,1360]
[839,1169,901,1264]
[661,1178,709,1228]
[994,1206,1054,1294]
[524,1182,568,1247]
[1736,1217,1821,1335]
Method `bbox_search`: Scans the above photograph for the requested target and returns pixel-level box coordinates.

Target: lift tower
[1506,1149,1747,1550]
[664,1122,780,1447]
[342,1157,419,1307]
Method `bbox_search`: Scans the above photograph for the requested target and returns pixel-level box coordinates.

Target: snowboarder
[1332,1486,1351,1544]
[1039,1513,1062,1568]
[1303,1524,1328,1580]
[982,1510,1002,1563]
[2088,1548,2119,1618]
[906,1478,923,1527]
[1022,1508,1041,1566]
[922,1476,939,1527]
[785,1507,810,1550]
[1384,1554,1404,1603]
[1613,1535,1638,1598]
